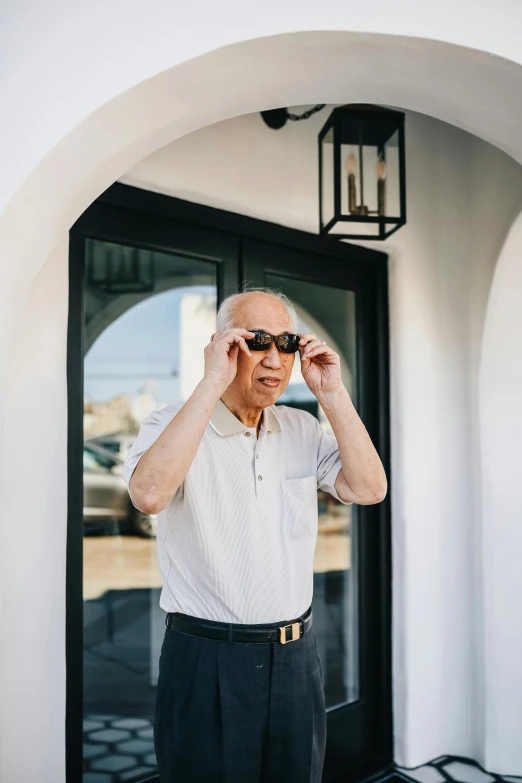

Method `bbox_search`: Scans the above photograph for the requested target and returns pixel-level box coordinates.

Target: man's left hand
[298,334,342,396]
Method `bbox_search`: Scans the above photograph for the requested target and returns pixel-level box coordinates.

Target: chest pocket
[282,475,318,540]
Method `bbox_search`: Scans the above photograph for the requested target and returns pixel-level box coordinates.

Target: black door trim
[67,182,392,783]
[100,182,386,267]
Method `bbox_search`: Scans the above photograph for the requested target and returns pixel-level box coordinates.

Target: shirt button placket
[244,430,258,495]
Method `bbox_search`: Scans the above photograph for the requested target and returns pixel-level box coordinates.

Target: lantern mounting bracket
[260,104,326,129]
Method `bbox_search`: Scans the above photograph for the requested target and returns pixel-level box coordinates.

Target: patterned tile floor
[394,757,522,783]
[84,714,522,783]
[83,714,157,783]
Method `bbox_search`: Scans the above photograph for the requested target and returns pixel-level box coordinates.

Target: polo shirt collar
[209,397,283,436]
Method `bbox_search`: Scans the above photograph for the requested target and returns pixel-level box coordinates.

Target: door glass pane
[267,273,359,710]
[83,239,217,782]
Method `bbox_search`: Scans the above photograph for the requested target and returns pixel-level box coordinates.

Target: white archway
[3,18,522,781]
[3,30,522,312]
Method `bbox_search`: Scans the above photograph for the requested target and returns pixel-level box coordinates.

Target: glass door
[68,201,239,783]
[83,242,220,783]
[242,238,391,781]
[68,188,391,783]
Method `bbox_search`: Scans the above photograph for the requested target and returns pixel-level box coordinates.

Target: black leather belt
[165,604,313,644]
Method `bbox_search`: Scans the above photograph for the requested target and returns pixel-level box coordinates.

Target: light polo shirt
[122,397,351,624]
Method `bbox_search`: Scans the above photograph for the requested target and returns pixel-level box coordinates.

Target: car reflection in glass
[83,440,157,538]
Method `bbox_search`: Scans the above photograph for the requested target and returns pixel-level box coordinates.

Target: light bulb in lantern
[346,153,357,175]
[376,155,387,181]
[346,152,357,212]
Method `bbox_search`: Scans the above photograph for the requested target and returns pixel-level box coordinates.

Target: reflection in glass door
[268,273,359,709]
[69,187,390,783]
[82,240,217,782]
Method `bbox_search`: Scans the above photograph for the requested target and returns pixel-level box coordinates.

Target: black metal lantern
[319,104,406,240]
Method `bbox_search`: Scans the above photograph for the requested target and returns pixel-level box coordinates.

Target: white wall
[3,5,522,781]
[0,239,69,783]
[479,212,522,771]
[121,108,522,770]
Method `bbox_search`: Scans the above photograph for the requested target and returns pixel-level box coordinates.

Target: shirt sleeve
[122,408,172,510]
[314,415,353,505]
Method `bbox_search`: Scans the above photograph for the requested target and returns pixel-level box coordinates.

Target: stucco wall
[3,5,522,781]
[479,211,522,770]
[0,238,69,783]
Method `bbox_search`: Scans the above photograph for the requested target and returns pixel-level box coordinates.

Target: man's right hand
[204,328,255,392]
[129,328,255,515]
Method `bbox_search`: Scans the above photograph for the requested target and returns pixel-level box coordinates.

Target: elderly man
[123,288,387,783]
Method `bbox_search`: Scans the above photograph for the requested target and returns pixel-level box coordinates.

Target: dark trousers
[154,616,327,782]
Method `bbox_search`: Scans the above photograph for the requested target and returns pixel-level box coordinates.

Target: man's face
[229,293,296,407]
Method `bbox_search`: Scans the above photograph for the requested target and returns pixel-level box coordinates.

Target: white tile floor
[403,765,447,783]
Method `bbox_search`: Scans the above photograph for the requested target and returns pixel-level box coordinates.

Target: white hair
[216,284,299,333]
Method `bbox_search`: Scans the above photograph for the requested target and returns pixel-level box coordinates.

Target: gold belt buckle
[279,621,301,644]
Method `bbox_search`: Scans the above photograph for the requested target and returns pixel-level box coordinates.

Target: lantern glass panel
[340,142,381,220]
[320,126,335,228]
[383,129,401,220]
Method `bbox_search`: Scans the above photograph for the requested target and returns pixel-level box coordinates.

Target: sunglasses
[245,330,301,354]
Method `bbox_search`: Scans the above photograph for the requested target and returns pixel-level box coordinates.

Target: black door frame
[67,182,392,783]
